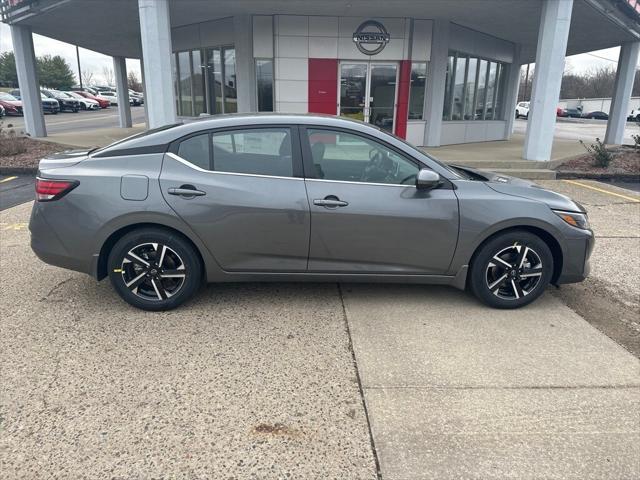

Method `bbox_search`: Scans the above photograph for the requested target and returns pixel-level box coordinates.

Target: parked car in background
[41,89,80,113]
[30,114,593,311]
[563,107,583,118]
[99,91,134,106]
[9,89,60,114]
[583,111,608,120]
[64,91,100,110]
[0,92,23,116]
[627,108,640,121]
[73,90,110,109]
[129,89,144,105]
[97,91,119,105]
[0,104,5,118]
[515,101,529,119]
[556,107,566,117]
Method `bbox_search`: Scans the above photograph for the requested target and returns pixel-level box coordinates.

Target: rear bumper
[556,229,594,284]
[29,203,91,275]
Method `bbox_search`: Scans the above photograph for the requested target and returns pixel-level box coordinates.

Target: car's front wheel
[108,228,202,311]
[469,230,553,309]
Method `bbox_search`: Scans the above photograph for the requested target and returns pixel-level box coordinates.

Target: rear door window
[211,128,293,177]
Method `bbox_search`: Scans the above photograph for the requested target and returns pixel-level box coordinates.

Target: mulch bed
[555,145,640,179]
[0,136,77,172]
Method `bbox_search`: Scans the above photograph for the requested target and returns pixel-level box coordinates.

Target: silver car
[30,114,593,311]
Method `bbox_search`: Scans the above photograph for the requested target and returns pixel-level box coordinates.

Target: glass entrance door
[339,62,398,132]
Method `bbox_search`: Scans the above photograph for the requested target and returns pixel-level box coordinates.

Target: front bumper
[556,229,594,284]
[42,103,59,113]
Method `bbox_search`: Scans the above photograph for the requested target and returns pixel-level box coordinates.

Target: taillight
[35,177,79,201]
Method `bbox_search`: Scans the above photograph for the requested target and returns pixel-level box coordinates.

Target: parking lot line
[0,176,18,183]
[562,180,640,203]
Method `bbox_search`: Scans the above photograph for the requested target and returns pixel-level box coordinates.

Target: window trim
[168,124,304,178]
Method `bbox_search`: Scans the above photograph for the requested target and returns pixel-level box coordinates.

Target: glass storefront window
[442,56,454,120]
[476,59,488,120]
[174,46,236,117]
[178,51,193,117]
[443,51,508,121]
[223,48,237,113]
[256,59,274,112]
[408,62,427,120]
[451,55,466,120]
[192,50,205,116]
[463,57,477,120]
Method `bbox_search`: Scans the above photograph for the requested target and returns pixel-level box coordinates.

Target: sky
[0,24,141,85]
[0,22,631,86]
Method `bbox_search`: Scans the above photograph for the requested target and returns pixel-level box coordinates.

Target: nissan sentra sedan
[30,114,593,311]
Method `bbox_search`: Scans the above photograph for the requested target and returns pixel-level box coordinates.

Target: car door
[160,125,310,272]
[301,127,459,274]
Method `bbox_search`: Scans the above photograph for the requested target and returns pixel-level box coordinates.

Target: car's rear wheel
[108,228,202,311]
[469,230,554,309]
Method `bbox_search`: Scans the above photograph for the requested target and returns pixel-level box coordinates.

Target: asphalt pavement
[0,174,35,210]
[3,106,147,135]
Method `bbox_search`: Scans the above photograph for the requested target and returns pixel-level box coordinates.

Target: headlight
[553,210,590,230]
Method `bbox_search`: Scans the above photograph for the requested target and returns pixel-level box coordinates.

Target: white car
[515,101,530,119]
[99,91,133,106]
[628,108,640,122]
[64,91,100,110]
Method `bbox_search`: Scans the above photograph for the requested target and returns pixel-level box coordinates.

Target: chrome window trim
[305,177,416,189]
[165,152,302,181]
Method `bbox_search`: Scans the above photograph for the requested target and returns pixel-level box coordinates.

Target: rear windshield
[89,123,183,155]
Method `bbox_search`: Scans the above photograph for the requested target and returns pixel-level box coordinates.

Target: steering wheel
[400,173,417,184]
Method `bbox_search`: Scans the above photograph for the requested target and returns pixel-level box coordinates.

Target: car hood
[0,99,21,107]
[452,165,585,213]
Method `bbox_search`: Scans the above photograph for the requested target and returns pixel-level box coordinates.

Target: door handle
[168,185,206,197]
[313,197,349,208]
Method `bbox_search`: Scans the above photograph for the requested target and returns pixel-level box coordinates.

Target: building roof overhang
[2,0,639,63]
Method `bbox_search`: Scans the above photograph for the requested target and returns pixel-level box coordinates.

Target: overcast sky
[0,22,631,86]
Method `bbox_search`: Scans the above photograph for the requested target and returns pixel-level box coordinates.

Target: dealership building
[3,0,640,161]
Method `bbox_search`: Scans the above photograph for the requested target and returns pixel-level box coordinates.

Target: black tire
[108,227,202,311]
[515,111,519,119]
[469,230,554,309]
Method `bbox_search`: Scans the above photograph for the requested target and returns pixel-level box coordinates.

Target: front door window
[339,62,398,132]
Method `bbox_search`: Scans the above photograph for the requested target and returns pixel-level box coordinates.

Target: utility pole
[523,63,530,101]
[76,45,83,89]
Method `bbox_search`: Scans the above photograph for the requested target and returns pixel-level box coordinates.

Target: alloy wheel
[120,242,186,301]
[484,244,543,300]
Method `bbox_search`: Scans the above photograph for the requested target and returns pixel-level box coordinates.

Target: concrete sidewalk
[343,285,640,480]
[423,133,584,166]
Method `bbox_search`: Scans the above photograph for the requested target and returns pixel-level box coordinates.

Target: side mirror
[416,169,441,190]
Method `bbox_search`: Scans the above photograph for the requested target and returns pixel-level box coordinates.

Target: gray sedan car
[30,114,593,311]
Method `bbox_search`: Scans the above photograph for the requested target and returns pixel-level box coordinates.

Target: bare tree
[127,71,142,92]
[101,66,114,86]
[81,69,95,86]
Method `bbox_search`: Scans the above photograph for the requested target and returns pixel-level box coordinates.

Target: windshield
[0,93,17,101]
[65,92,81,99]
[381,130,463,178]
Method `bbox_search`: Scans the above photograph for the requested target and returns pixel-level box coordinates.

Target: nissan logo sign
[352,20,390,55]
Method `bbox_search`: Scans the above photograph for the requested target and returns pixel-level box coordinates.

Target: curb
[556,171,640,181]
[0,166,38,175]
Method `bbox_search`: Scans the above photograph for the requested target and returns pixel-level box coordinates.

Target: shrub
[0,120,28,156]
[633,120,640,150]
[578,138,613,168]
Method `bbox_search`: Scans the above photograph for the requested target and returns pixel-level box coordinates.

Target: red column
[308,58,338,115]
[394,60,411,139]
